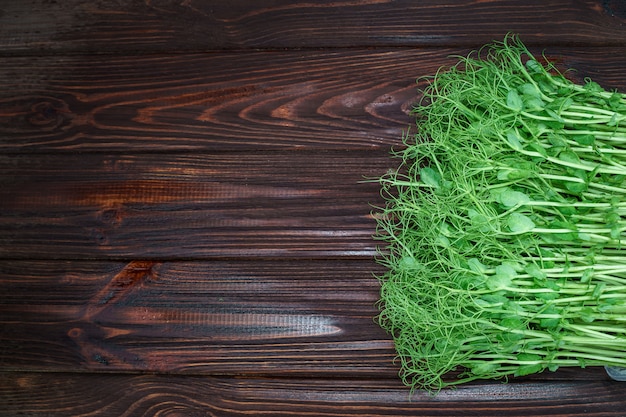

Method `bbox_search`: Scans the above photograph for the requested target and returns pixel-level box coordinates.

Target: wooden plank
[0,259,616,382]
[0,259,392,374]
[0,48,426,152]
[1,372,624,417]
[2,47,626,152]
[1,1,626,53]
[0,151,387,259]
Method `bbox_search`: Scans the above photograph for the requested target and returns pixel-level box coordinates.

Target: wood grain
[3,1,626,415]
[1,0,626,53]
[0,372,623,417]
[0,151,387,259]
[0,49,420,151]
[2,47,626,152]
[0,259,395,375]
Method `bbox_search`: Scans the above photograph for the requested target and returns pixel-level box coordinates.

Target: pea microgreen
[374,34,626,392]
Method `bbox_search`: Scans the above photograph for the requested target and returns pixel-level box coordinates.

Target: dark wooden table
[1,1,626,415]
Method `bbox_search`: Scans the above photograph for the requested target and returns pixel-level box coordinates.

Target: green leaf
[556,205,577,216]
[610,225,621,240]
[542,119,565,130]
[542,279,561,291]
[519,83,541,98]
[505,300,527,315]
[539,306,561,330]
[471,362,500,376]
[507,213,535,234]
[435,235,450,248]
[420,167,441,189]
[527,141,548,158]
[498,331,524,344]
[608,92,625,111]
[506,131,524,150]
[497,168,532,181]
[498,189,530,208]
[480,294,509,305]
[564,181,588,194]
[535,291,558,301]
[547,97,573,112]
[545,108,565,124]
[560,97,574,111]
[547,133,567,148]
[598,298,623,313]
[500,316,524,330]
[468,258,487,274]
[540,316,560,330]
[584,80,603,93]
[398,256,422,271]
[439,222,454,237]
[457,274,478,290]
[515,363,544,377]
[580,307,596,323]
[558,150,581,165]
[487,275,512,291]
[572,134,595,146]
[580,268,594,284]
[605,211,620,224]
[507,89,524,112]
[592,283,606,299]
[604,174,625,186]
[489,264,516,290]
[514,353,544,377]
[525,98,545,111]
[524,263,547,280]
[525,59,543,74]
[468,209,492,232]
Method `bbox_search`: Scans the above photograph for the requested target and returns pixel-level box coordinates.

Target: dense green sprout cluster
[375,34,626,392]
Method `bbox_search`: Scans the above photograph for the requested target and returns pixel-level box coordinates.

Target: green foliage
[374,34,626,392]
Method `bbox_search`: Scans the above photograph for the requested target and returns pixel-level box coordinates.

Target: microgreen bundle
[375,34,626,392]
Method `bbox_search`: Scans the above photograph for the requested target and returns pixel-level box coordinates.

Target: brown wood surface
[2,48,626,152]
[0,260,393,375]
[1,0,626,53]
[0,373,622,417]
[2,1,626,416]
[0,151,386,259]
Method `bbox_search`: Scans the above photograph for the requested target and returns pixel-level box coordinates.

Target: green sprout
[374,34,626,392]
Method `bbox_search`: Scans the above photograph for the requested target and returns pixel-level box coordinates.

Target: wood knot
[100,206,125,227]
[27,97,73,131]
[91,228,109,246]
[67,327,84,340]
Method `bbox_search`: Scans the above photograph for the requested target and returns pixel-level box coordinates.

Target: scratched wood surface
[2,1,626,416]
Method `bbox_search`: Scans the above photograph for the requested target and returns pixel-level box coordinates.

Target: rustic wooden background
[1,1,626,415]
